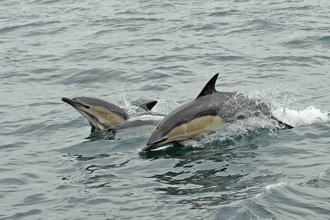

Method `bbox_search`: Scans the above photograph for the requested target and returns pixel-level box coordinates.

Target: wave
[272,106,329,128]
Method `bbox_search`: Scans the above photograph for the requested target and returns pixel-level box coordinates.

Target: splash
[200,104,329,146]
[255,182,288,198]
[150,99,181,115]
[272,106,329,127]
[118,98,167,118]
[247,89,329,128]
[126,114,164,122]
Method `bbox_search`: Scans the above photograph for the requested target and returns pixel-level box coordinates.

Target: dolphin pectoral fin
[271,116,294,129]
[196,73,219,99]
[139,101,158,111]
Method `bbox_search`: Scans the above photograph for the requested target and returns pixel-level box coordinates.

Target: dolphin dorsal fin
[196,73,219,99]
[139,100,158,111]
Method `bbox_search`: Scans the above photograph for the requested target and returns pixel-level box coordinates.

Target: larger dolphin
[62,97,157,130]
[142,73,292,152]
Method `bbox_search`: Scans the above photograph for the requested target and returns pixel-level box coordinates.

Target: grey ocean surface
[1,0,330,219]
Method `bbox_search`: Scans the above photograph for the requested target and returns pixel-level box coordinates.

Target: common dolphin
[142,73,293,152]
[61,97,157,130]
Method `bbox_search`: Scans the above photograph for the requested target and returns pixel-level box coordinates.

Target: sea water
[1,0,330,219]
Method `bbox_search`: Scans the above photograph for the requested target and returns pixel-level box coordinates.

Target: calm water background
[1,0,330,219]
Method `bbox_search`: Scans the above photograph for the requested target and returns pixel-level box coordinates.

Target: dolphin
[61,97,157,130]
[141,73,293,152]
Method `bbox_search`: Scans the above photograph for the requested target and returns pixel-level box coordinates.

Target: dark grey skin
[62,97,157,130]
[110,119,161,130]
[142,73,293,152]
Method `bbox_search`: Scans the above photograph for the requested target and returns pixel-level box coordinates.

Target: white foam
[150,99,181,115]
[272,106,329,127]
[255,182,287,198]
[119,98,180,118]
[265,182,287,191]
[127,115,164,122]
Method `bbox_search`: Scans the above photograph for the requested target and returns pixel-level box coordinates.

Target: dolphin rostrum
[62,97,157,130]
[141,73,293,152]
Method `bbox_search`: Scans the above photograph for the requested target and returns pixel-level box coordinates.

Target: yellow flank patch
[166,115,223,142]
[78,106,126,129]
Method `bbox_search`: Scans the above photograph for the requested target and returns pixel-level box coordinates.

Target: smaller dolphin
[142,73,293,152]
[62,97,157,130]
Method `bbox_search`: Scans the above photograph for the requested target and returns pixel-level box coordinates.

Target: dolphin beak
[61,97,90,108]
[141,144,157,152]
[61,97,76,106]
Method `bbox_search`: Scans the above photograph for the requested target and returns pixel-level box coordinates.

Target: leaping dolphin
[141,73,293,152]
[62,97,157,130]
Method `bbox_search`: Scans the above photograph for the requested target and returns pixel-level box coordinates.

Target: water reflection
[141,129,276,209]
[85,160,130,173]
[85,129,117,142]
[69,127,280,210]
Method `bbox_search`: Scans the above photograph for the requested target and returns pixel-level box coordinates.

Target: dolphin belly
[165,115,224,143]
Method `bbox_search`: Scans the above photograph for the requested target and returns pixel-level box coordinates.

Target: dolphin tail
[271,116,294,129]
[139,101,158,111]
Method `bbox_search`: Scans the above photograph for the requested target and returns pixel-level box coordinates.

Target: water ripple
[1,0,330,219]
